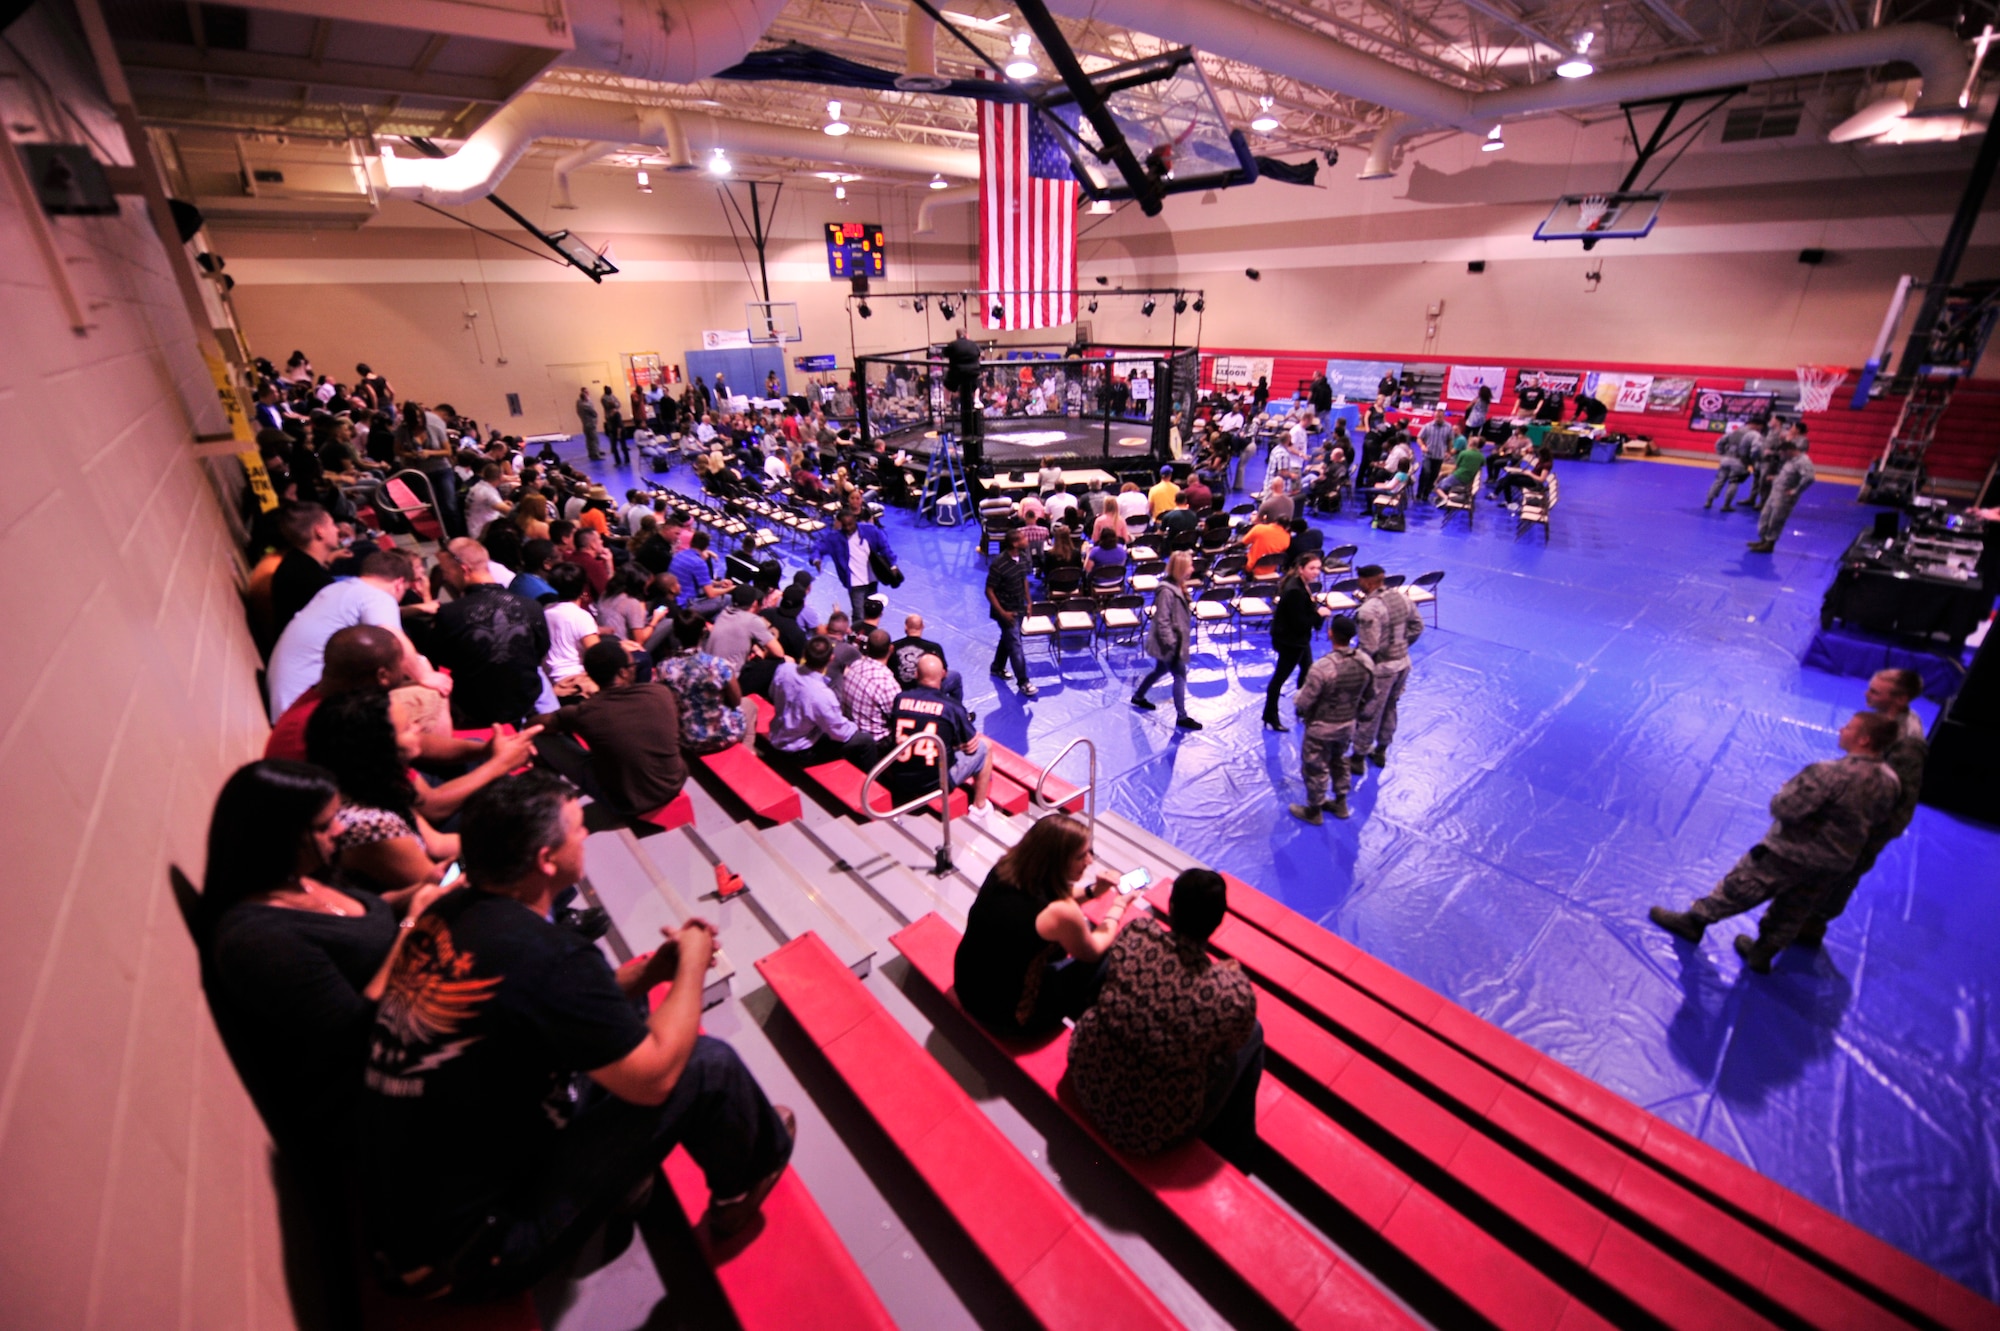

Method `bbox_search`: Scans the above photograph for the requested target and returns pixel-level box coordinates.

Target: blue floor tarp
[576,444,1998,1300]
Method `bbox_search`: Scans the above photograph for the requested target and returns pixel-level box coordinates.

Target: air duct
[916,185,979,233]
[1043,0,1968,171]
[562,0,790,85]
[899,8,951,92]
[379,96,979,206]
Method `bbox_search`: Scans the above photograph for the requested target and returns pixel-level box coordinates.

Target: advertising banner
[1213,355,1274,386]
[701,328,752,350]
[1688,388,1774,432]
[1516,368,1582,395]
[1646,376,1696,412]
[1613,374,1654,412]
[793,353,838,372]
[1446,364,1507,400]
[1324,358,1402,401]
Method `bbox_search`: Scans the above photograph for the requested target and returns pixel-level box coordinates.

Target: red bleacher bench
[747,693,773,736]
[890,913,1417,1331]
[1210,874,1983,1331]
[661,1147,894,1331]
[692,746,801,824]
[800,759,969,819]
[756,933,1180,1331]
[988,743,1082,813]
[634,789,696,832]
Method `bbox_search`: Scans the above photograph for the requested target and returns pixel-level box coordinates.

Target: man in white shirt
[464,464,511,538]
[1045,488,1079,525]
[1037,461,1065,495]
[266,548,447,720]
[1219,407,1246,434]
[1288,417,1311,457]
[695,418,718,445]
[1115,483,1150,523]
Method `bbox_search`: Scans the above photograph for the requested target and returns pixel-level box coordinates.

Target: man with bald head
[266,624,407,760]
[432,537,550,726]
[883,654,994,819]
[889,612,964,704]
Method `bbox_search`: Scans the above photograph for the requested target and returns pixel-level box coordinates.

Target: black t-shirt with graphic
[888,634,947,688]
[359,889,646,1266]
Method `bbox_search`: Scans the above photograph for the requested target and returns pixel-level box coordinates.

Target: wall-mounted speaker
[1798,248,1826,265]
[1467,260,1486,273]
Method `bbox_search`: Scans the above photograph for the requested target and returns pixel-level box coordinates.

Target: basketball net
[1794,364,1848,412]
[1576,195,1611,231]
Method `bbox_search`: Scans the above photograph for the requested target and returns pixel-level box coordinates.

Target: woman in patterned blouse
[1066,869,1262,1159]
[655,609,758,753]
[305,689,458,891]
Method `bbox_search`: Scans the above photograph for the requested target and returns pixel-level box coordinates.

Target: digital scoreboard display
[824,222,886,279]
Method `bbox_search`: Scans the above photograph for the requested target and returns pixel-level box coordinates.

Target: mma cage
[855,341,1200,474]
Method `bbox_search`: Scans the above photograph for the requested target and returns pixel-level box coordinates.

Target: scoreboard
[824,222,886,280]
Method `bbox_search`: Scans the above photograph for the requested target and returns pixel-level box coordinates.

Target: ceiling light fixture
[1482,124,1506,152]
[1251,96,1279,134]
[1141,297,1156,316]
[635,169,652,192]
[1088,198,1113,214]
[1006,33,1037,80]
[1556,32,1595,78]
[834,184,846,200]
[707,148,731,176]
[928,173,949,190]
[824,100,851,136]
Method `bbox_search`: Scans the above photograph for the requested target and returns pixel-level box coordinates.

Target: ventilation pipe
[916,184,980,233]
[1043,0,1967,172]
[898,8,951,91]
[562,0,789,85]
[378,96,979,206]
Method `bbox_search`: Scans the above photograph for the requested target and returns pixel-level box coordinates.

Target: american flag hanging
[978,97,1077,330]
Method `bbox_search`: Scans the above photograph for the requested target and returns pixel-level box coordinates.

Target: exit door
[546,362,611,435]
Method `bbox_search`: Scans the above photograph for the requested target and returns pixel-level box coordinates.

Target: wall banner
[1688,389,1774,432]
[1446,364,1507,400]
[1323,358,1402,401]
[1213,355,1274,386]
[1516,368,1582,395]
[1612,374,1654,412]
[1646,376,1696,411]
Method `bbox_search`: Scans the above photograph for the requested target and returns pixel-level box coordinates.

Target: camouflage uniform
[1756,450,1816,546]
[1704,426,1759,510]
[1295,646,1376,806]
[1352,587,1424,760]
[1687,753,1900,950]
[1801,710,1926,943]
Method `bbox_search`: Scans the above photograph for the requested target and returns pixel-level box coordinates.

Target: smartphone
[1117,867,1152,896]
[439,861,463,888]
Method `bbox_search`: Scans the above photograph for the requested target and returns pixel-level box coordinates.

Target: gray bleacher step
[1092,808,1205,875]
[781,810,968,931]
[580,829,735,1008]
[846,817,985,917]
[671,818,878,978]
[756,821,909,944]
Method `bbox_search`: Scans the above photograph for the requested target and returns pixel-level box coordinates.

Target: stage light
[913,296,926,313]
[1251,96,1279,134]
[1173,294,1188,314]
[1087,298,1098,313]
[1006,33,1037,79]
[1556,33,1595,78]
[1192,296,1204,313]
[929,173,948,189]
[824,100,852,136]
[1094,274,1109,285]
[1141,297,1156,316]
[857,300,872,318]
[834,184,846,200]
[991,302,1006,320]
[940,299,956,319]
[1482,124,1505,152]
[707,148,731,176]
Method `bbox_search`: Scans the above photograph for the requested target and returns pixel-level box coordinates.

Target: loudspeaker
[1467,260,1486,273]
[1871,510,1900,541]
[1798,248,1826,265]
[849,274,869,296]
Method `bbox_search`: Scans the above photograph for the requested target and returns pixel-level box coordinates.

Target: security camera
[1245,268,1261,281]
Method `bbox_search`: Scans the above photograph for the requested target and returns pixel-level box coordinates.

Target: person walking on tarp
[1747,429,1813,553]
[1349,565,1423,773]
[1289,616,1374,824]
[575,387,602,461]
[1704,421,1760,511]
[1798,669,1928,946]
[1649,710,1900,972]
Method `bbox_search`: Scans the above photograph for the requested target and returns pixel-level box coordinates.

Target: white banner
[1446,364,1507,400]
[1613,374,1654,412]
[1212,355,1273,387]
[701,328,752,350]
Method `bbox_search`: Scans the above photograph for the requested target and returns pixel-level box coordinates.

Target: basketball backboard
[746,301,803,344]
[1534,191,1666,244]
[1044,50,1254,201]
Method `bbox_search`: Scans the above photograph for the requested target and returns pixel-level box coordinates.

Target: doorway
[545,362,611,435]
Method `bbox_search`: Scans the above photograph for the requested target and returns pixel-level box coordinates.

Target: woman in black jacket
[1264,553,1327,730]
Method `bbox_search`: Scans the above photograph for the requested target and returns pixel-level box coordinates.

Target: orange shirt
[1244,522,1289,569]
[577,507,610,537]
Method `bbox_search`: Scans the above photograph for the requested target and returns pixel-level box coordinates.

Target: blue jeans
[991,617,1030,685]
[1135,658,1188,716]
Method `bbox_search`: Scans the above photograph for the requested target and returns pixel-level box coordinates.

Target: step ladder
[1860,376,1956,505]
[918,429,969,526]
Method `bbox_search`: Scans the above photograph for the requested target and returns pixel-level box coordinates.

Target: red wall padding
[1198,347,2000,483]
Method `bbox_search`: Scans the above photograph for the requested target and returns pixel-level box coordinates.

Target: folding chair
[1044,565,1084,602]
[1192,587,1236,645]
[1020,598,1060,662]
[1088,563,1128,598]
[1516,473,1558,543]
[1382,573,1406,589]
[1407,570,1445,626]
[1129,558,1166,595]
[1207,553,1247,593]
[1324,543,1359,579]
[1098,593,1146,650]
[1054,595,1099,655]
[1436,469,1481,527]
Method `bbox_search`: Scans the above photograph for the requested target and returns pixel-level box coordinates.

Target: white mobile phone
[439,861,463,888]
[1117,867,1152,896]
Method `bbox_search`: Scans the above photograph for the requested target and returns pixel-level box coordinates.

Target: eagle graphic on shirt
[365,916,500,1097]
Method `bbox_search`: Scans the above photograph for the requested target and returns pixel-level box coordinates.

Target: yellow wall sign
[238,450,280,513]
[203,347,255,443]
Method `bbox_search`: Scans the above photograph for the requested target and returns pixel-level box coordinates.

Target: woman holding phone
[953,813,1138,1037]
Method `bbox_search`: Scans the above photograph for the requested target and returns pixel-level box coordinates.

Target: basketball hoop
[1576,195,1612,231]
[1795,364,1848,412]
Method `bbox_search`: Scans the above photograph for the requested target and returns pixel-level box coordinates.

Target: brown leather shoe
[704,1106,796,1240]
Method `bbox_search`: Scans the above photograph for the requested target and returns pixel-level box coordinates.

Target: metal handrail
[1032,737,1097,844]
[859,731,958,876]
[383,467,448,538]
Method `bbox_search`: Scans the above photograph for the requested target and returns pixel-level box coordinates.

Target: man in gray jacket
[575,386,602,461]
[1290,617,1375,824]
[1650,710,1901,971]
[1350,565,1425,772]
[1703,422,1759,511]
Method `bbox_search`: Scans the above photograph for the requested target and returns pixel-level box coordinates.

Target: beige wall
[220,114,2000,421]
[0,10,284,1329]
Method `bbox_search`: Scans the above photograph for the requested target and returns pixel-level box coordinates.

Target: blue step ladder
[919,430,970,526]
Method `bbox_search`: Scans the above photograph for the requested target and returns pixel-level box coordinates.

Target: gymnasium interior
[1,0,1998,1327]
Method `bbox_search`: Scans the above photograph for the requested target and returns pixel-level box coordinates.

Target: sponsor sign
[1646,376,1696,412]
[1446,364,1507,400]
[1688,388,1774,433]
[701,328,752,350]
[1516,368,1582,395]
[1213,355,1274,386]
[794,353,838,372]
[1323,358,1403,401]
[1613,375,1654,412]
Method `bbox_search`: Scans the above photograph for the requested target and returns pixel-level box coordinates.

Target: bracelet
[399,917,416,931]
